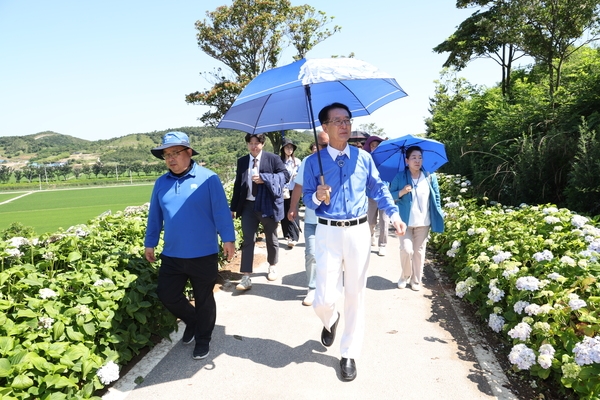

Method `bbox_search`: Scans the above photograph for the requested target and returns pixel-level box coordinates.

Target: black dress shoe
[340,357,356,381]
[321,312,340,347]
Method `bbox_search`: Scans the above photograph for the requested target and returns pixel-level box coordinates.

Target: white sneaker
[411,283,421,291]
[236,275,252,290]
[302,289,315,306]
[371,236,376,246]
[267,265,278,281]
[397,277,408,289]
[287,240,296,248]
[378,246,386,256]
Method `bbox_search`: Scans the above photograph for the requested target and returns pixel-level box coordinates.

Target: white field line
[0,191,34,205]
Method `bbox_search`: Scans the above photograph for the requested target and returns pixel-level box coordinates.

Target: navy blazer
[230,151,289,221]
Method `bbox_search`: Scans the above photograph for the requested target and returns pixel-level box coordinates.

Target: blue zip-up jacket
[389,169,445,233]
[144,163,236,258]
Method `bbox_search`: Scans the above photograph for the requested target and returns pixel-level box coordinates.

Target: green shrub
[0,205,177,399]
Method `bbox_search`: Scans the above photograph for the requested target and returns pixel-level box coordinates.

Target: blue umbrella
[217,58,408,134]
[371,134,448,182]
[217,57,408,204]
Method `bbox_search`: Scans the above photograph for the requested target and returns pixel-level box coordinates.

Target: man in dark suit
[230,133,289,290]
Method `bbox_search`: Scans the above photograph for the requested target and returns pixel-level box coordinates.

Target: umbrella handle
[320,175,330,205]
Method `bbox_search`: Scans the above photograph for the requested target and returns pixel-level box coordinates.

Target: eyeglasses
[325,118,353,127]
[162,148,187,160]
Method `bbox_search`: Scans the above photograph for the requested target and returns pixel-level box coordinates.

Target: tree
[517,0,600,100]
[357,123,385,137]
[433,1,527,97]
[0,165,13,183]
[92,162,102,178]
[186,0,340,143]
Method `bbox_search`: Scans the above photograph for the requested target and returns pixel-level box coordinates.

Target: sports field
[0,184,154,235]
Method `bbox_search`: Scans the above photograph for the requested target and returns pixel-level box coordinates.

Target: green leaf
[63,344,88,361]
[11,374,34,390]
[0,337,15,355]
[134,312,147,324]
[15,309,37,319]
[0,358,12,378]
[46,342,69,359]
[82,322,96,337]
[76,296,93,305]
[67,251,82,262]
[53,321,65,341]
[66,327,84,342]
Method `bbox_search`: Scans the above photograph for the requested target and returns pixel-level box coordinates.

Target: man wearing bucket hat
[145,131,236,361]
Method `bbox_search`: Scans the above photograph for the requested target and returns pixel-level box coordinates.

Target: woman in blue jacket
[389,146,444,291]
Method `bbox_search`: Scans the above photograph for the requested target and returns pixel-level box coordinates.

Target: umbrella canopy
[371,134,448,182]
[217,58,408,134]
[349,130,370,143]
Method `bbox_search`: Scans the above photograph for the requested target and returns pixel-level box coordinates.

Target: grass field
[0,184,154,235]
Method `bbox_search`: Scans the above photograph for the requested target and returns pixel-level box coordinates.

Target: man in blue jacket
[145,131,235,360]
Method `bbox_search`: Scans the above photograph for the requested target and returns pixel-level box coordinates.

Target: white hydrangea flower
[488,286,505,303]
[508,322,532,341]
[488,313,505,333]
[572,215,589,229]
[524,304,541,316]
[467,228,475,235]
[7,236,29,247]
[538,304,553,315]
[492,251,512,264]
[569,298,587,311]
[508,344,536,370]
[543,207,559,214]
[446,248,457,258]
[5,247,23,258]
[451,240,461,249]
[502,263,520,278]
[533,249,554,262]
[455,277,477,298]
[475,227,487,234]
[573,336,600,366]
[514,301,530,314]
[42,251,55,261]
[76,304,91,315]
[39,288,58,299]
[38,316,54,329]
[516,276,540,291]
[538,353,553,369]
[543,216,560,224]
[445,202,460,208]
[539,344,555,356]
[558,256,575,267]
[93,278,114,287]
[460,188,468,193]
[562,363,581,379]
[96,360,120,385]
[533,322,551,333]
[547,273,563,281]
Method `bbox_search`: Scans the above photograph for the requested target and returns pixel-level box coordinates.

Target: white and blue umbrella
[217,57,408,134]
[371,134,448,182]
[217,57,408,203]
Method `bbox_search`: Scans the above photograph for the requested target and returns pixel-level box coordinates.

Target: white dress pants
[313,220,371,359]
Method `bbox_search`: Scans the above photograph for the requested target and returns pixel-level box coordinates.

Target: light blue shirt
[294,156,316,224]
[303,144,399,221]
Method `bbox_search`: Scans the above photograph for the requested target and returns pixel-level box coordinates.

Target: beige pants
[399,226,430,285]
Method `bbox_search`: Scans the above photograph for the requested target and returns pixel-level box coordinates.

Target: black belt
[318,216,368,227]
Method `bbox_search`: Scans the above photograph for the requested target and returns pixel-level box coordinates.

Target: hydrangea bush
[0,205,177,399]
[430,173,600,399]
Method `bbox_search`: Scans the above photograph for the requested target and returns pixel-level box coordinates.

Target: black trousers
[240,200,279,272]
[157,254,218,346]
[281,197,300,241]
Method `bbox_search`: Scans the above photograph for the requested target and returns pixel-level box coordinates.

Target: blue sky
[0,0,511,141]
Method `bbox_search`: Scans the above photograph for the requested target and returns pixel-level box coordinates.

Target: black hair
[318,102,352,125]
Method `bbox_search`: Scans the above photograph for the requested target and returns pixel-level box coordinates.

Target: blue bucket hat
[151,131,199,159]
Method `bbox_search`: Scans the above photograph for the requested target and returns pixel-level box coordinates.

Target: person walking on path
[303,103,407,381]
[363,135,390,256]
[280,138,301,249]
[144,131,236,360]
[389,145,444,291]
[287,131,329,306]
[230,133,289,291]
